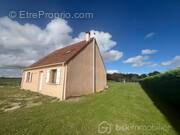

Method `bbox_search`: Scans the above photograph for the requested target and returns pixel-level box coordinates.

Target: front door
[39,71,43,91]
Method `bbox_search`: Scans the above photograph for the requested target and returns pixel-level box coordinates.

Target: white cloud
[123,48,159,68]
[0,16,73,69]
[123,55,159,67]
[123,55,149,67]
[101,50,123,62]
[141,49,158,55]
[74,30,123,61]
[161,56,180,68]
[148,63,159,67]
[145,32,156,39]
[0,17,122,77]
[107,69,119,74]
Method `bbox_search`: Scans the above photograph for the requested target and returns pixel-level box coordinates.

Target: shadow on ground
[139,82,180,134]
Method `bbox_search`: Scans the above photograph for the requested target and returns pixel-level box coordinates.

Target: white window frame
[56,68,61,84]
[46,68,61,85]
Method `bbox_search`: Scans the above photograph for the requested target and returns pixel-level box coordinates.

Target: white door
[39,72,43,91]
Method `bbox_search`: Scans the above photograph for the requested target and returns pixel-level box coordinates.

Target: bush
[139,69,180,108]
[0,77,21,86]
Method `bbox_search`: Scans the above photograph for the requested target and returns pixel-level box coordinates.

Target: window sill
[47,83,60,85]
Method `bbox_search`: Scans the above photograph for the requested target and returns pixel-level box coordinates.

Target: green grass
[0,82,178,135]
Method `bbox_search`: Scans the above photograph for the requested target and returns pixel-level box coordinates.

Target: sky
[0,0,180,77]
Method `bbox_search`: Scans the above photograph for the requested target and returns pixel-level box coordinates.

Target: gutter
[24,62,65,71]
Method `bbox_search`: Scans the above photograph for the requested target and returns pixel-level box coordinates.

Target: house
[21,32,107,100]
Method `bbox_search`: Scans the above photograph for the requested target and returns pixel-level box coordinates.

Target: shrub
[139,69,180,108]
[0,77,21,86]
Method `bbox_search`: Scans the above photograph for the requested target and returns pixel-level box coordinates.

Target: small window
[64,49,74,55]
[49,69,57,84]
[65,50,72,54]
[26,72,33,83]
[26,72,30,82]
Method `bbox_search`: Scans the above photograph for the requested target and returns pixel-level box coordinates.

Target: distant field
[0,77,21,86]
[0,80,178,135]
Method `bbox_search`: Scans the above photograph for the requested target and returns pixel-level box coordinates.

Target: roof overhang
[24,62,65,71]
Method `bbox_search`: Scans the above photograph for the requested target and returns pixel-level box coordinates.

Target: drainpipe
[62,64,67,100]
[93,38,96,93]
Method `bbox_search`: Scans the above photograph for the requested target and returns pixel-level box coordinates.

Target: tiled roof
[27,38,93,69]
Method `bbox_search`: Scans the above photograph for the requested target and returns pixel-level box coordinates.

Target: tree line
[107,71,161,82]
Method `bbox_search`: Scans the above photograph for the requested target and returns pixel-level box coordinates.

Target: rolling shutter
[56,68,61,84]
[46,70,50,83]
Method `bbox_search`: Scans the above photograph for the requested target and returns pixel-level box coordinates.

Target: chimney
[85,32,90,42]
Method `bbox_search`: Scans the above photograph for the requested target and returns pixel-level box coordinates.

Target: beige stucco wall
[21,65,65,99]
[65,40,107,98]
[65,41,94,98]
[95,45,107,92]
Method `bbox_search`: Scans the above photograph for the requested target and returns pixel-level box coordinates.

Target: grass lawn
[0,82,178,135]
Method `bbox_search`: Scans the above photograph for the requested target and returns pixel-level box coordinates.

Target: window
[26,72,33,83]
[26,72,30,82]
[46,68,61,84]
[65,50,72,54]
[50,69,57,83]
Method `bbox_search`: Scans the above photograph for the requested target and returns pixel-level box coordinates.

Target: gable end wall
[65,40,107,98]
[66,41,93,98]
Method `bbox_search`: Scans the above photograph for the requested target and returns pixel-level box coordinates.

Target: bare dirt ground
[0,86,57,112]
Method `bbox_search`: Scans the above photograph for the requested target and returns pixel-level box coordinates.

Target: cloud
[123,48,159,67]
[0,68,22,77]
[161,56,180,68]
[123,55,159,67]
[145,32,156,39]
[123,55,149,67]
[107,69,119,74]
[148,63,159,67]
[100,50,123,62]
[74,30,123,61]
[0,17,122,77]
[141,49,158,55]
[0,16,73,69]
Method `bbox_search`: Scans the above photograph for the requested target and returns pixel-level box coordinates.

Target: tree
[148,71,161,76]
[140,74,147,79]
[107,71,160,82]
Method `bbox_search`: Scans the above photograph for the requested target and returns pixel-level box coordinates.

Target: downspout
[93,38,96,93]
[62,64,67,100]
